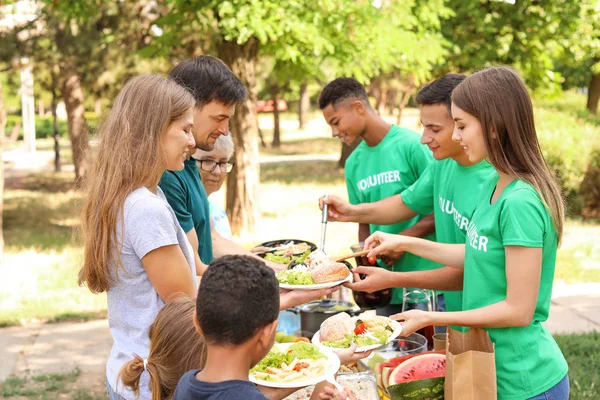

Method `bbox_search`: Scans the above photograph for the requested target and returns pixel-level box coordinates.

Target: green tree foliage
[553,0,600,113]
[442,0,582,92]
[149,0,450,233]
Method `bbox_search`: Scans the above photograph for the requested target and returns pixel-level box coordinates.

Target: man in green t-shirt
[318,77,438,316]
[322,74,495,315]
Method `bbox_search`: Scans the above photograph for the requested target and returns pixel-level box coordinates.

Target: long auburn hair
[119,297,207,400]
[452,66,565,243]
[78,75,194,293]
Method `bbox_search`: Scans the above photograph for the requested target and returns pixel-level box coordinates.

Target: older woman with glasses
[193,135,235,239]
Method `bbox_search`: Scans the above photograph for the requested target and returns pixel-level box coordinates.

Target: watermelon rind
[387,377,445,400]
[382,366,393,389]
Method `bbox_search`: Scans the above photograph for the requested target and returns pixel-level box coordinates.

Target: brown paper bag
[445,328,497,400]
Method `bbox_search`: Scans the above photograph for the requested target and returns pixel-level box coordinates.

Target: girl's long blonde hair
[452,66,565,243]
[78,75,194,293]
[119,297,206,400]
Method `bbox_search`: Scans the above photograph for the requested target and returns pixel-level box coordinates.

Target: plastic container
[373,332,428,359]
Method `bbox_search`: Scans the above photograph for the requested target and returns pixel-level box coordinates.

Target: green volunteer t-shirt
[401,159,495,312]
[158,159,214,265]
[345,125,438,305]
[463,177,568,399]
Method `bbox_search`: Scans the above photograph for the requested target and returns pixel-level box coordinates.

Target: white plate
[278,271,353,290]
[311,316,403,353]
[249,342,341,388]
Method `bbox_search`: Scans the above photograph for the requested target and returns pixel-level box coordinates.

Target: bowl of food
[374,332,427,359]
[253,239,317,264]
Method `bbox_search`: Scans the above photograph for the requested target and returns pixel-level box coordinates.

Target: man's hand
[344,266,394,293]
[319,194,357,222]
[279,287,338,310]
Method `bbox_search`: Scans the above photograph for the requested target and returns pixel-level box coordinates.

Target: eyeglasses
[196,159,235,173]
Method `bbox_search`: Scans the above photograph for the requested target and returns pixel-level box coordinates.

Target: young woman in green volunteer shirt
[364,66,569,400]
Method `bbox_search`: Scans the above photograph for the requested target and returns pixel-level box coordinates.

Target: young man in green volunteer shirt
[319,77,437,316]
[322,74,495,315]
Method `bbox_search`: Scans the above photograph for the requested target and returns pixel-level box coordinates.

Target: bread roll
[320,312,354,341]
[311,262,349,283]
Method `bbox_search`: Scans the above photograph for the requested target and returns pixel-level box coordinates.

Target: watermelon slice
[382,366,394,389]
[388,353,446,384]
[387,377,445,400]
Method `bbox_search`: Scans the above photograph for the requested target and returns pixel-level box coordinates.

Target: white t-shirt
[105,187,196,399]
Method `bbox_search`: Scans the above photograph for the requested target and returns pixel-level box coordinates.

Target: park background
[0,0,599,398]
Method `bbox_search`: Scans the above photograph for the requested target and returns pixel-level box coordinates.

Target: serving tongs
[331,249,370,263]
[287,193,330,270]
[314,192,329,258]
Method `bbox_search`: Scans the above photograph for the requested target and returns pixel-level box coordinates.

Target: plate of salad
[311,314,402,353]
[276,263,353,290]
[249,341,340,388]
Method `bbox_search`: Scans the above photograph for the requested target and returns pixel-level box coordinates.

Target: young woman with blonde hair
[364,66,569,399]
[78,74,198,399]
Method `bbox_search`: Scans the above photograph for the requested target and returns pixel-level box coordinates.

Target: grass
[1,368,81,398]
[554,331,600,399]
[260,160,345,185]
[259,136,341,156]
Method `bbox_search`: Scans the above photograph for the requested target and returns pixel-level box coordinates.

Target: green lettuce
[265,250,310,265]
[251,342,325,374]
[276,270,316,285]
[322,331,390,348]
[265,253,291,264]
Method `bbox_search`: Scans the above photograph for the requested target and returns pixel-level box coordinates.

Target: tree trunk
[257,125,267,148]
[218,38,260,236]
[38,99,45,117]
[9,122,21,142]
[60,66,90,187]
[338,138,362,169]
[298,82,310,129]
[271,84,281,148]
[396,75,416,125]
[0,79,5,263]
[52,84,61,172]
[94,98,102,115]
[371,77,386,116]
[586,72,600,114]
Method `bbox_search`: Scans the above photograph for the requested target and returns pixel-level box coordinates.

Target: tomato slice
[293,362,309,372]
[354,323,366,335]
[367,255,377,265]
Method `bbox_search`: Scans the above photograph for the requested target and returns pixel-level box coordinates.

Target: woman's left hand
[334,342,372,365]
[390,310,431,336]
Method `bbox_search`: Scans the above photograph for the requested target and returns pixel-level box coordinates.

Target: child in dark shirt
[173,255,357,400]
[173,255,278,400]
